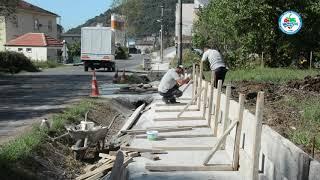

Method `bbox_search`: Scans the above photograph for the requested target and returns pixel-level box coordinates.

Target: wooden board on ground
[155,108,199,112]
[153,117,205,121]
[120,146,167,154]
[140,152,160,161]
[117,103,146,136]
[145,163,234,171]
[76,161,114,180]
[123,127,193,135]
[152,145,213,151]
[136,134,213,139]
[155,103,188,107]
[99,153,116,160]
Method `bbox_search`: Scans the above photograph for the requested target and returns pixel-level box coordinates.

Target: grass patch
[0,99,95,163]
[284,96,320,150]
[32,60,63,69]
[203,67,319,83]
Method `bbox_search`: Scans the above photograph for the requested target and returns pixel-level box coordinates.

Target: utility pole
[160,5,164,63]
[178,0,183,65]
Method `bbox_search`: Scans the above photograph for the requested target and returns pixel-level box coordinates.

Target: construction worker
[158,66,190,104]
[201,46,228,87]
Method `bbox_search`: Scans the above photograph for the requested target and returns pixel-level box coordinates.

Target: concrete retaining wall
[199,78,319,180]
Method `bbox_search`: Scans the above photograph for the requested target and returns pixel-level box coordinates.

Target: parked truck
[81,27,116,72]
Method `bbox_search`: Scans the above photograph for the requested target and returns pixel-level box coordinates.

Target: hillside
[67,0,194,37]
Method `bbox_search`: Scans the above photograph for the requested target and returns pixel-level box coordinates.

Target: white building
[5,33,63,61]
[175,1,210,45]
[0,0,60,51]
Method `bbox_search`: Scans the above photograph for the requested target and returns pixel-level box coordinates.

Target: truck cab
[81,27,116,72]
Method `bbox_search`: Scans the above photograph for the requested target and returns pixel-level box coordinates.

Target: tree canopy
[193,0,320,68]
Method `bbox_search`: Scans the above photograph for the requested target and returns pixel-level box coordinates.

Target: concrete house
[5,33,63,61]
[0,0,60,51]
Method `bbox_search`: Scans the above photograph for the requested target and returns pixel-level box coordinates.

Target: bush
[170,49,210,70]
[115,46,129,59]
[32,60,61,69]
[0,51,38,74]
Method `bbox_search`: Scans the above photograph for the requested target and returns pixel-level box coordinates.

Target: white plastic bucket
[80,121,95,130]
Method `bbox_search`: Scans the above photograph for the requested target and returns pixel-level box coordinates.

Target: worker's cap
[176,65,184,69]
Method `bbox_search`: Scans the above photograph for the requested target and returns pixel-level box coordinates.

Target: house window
[48,20,52,32]
[34,19,39,30]
[26,48,32,53]
[18,48,23,52]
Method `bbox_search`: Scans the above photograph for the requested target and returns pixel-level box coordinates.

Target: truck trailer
[81,27,116,72]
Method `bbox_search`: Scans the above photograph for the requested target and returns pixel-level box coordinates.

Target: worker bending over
[158,66,190,104]
[201,46,228,87]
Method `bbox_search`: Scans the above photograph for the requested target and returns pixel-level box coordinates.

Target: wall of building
[5,46,47,61]
[47,48,60,61]
[5,9,58,43]
[0,16,6,51]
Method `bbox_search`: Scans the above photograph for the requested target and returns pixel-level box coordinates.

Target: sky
[25,0,113,31]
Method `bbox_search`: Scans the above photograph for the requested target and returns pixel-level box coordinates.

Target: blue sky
[25,0,113,31]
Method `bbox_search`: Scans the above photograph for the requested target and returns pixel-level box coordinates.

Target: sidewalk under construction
[119,62,318,180]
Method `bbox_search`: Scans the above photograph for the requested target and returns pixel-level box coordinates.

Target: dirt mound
[288,75,320,92]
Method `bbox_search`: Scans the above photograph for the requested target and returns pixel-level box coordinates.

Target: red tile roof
[5,33,63,47]
[18,1,59,17]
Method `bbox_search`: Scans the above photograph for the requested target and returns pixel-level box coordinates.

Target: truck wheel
[84,66,89,72]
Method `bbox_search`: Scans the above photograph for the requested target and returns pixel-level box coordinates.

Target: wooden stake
[250,92,264,180]
[177,88,205,118]
[232,94,245,170]
[202,81,209,118]
[310,51,313,69]
[194,65,199,105]
[207,71,215,126]
[198,61,204,109]
[221,86,231,149]
[192,63,196,99]
[213,80,222,136]
[203,120,239,165]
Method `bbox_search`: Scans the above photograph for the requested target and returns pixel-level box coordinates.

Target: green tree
[193,0,320,68]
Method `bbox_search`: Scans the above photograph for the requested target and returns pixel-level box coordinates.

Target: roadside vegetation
[0,100,95,178]
[32,60,62,70]
[0,51,38,74]
[0,51,62,74]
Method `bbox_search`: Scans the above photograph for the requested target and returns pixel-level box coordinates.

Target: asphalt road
[0,54,143,144]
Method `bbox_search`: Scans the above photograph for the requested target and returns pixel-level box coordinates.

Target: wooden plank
[207,71,215,127]
[177,88,204,118]
[232,94,245,170]
[213,80,222,136]
[197,61,204,109]
[85,172,104,180]
[153,145,213,151]
[76,162,114,180]
[109,151,124,180]
[136,134,213,139]
[84,159,112,172]
[118,103,146,136]
[155,103,188,107]
[145,125,208,129]
[194,65,199,105]
[99,153,116,160]
[153,117,205,121]
[128,152,140,158]
[192,63,196,99]
[124,127,193,135]
[250,92,264,180]
[155,108,199,112]
[202,81,209,118]
[203,120,239,165]
[145,163,233,171]
[221,86,231,149]
[120,146,167,154]
[140,152,160,161]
